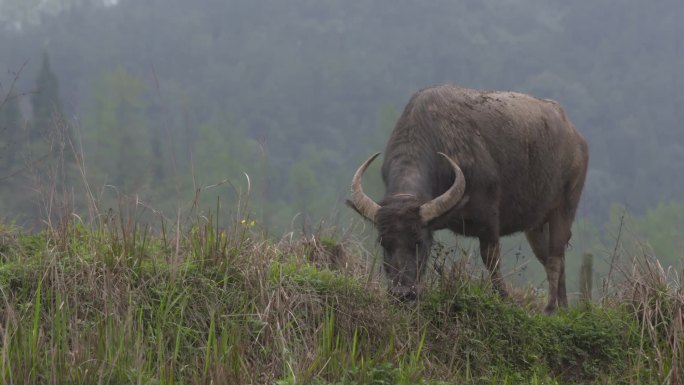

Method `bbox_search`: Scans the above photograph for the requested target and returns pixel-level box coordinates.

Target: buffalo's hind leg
[525,220,569,314]
[548,210,573,312]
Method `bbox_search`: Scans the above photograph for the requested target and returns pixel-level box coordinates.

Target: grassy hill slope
[0,215,681,384]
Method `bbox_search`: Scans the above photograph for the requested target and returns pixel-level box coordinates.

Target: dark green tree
[191,117,264,221]
[31,53,64,142]
[26,53,77,226]
[83,66,152,192]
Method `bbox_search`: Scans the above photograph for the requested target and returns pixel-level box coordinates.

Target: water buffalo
[348,85,588,313]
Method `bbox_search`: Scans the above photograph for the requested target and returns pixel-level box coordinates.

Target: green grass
[0,219,681,384]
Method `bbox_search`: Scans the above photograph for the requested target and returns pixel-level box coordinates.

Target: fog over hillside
[1,0,683,271]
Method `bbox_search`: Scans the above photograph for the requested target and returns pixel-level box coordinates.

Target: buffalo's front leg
[479,236,508,297]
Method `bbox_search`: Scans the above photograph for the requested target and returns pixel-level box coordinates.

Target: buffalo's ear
[346,199,373,222]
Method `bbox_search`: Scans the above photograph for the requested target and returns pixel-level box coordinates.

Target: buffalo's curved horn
[419,152,466,223]
[350,153,382,222]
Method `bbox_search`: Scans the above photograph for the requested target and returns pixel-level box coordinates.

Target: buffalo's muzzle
[389,285,417,302]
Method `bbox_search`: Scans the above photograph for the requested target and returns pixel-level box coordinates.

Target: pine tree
[26,52,74,227]
[31,52,64,142]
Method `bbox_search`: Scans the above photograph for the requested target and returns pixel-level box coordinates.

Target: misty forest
[0,1,683,383]
[3,0,683,284]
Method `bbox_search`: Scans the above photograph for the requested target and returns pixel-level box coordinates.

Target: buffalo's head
[348,152,466,301]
